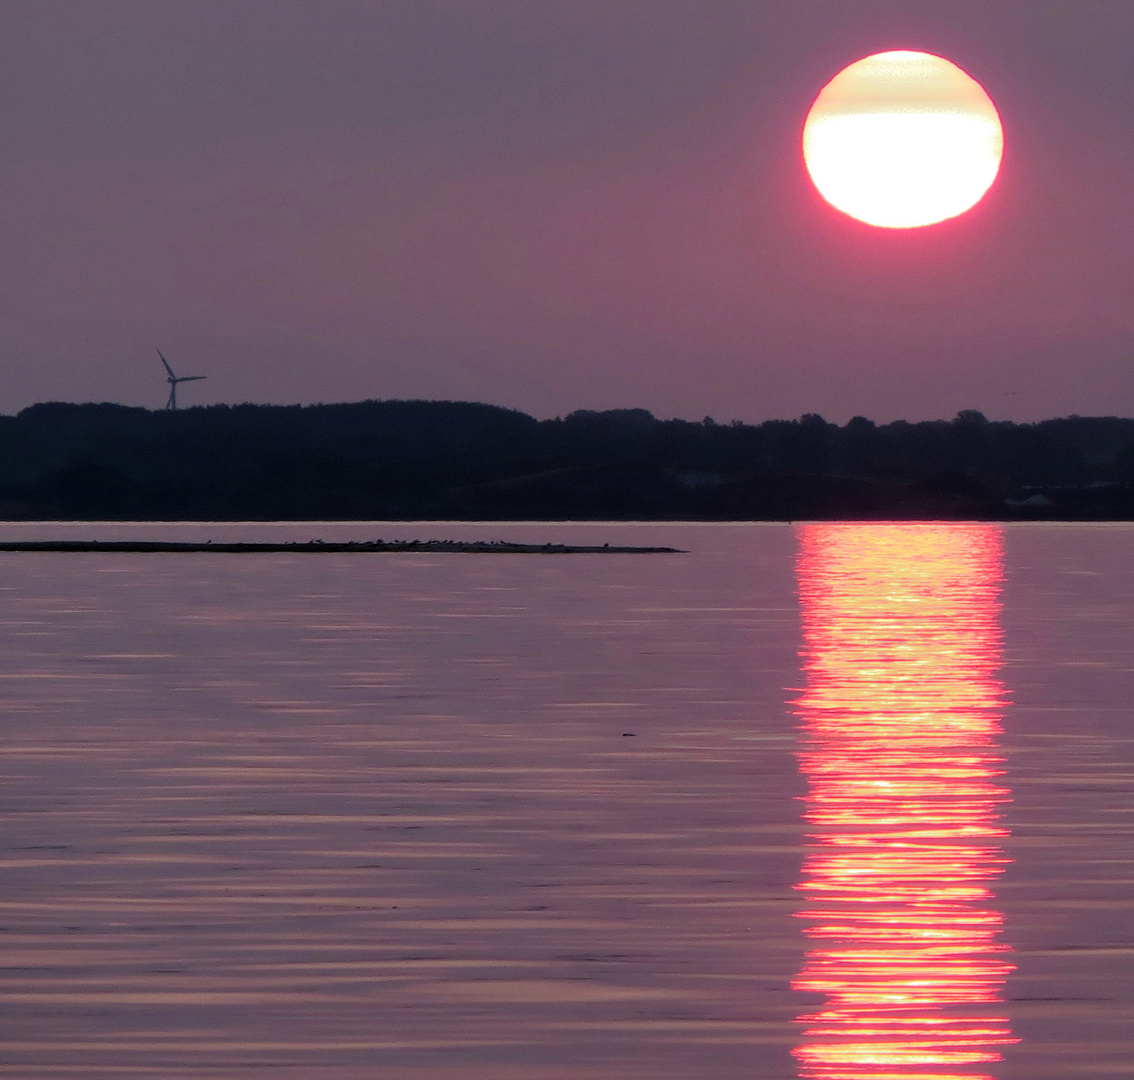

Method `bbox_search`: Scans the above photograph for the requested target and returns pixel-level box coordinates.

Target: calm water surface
[0,521,1131,1079]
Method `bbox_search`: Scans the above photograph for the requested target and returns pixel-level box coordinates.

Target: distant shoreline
[6,401,1134,520]
[0,539,683,554]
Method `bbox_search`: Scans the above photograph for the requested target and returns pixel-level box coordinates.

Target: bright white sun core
[802,50,1004,229]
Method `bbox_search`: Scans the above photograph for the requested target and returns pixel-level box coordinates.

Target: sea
[1,520,1131,1080]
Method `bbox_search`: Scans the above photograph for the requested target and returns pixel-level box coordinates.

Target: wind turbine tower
[157,350,206,410]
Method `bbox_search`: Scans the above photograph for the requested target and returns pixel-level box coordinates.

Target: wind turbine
[157,349,206,410]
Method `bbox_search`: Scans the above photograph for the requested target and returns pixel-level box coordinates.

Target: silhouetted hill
[3,400,1134,519]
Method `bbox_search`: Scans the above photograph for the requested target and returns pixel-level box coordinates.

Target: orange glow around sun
[792,523,1018,1080]
[803,51,1004,228]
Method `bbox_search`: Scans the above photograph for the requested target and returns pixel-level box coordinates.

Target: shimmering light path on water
[793,524,1016,1079]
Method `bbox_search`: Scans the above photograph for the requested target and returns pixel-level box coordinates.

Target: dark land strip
[0,539,683,554]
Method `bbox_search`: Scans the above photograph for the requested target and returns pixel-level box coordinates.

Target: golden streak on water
[793,523,1018,1080]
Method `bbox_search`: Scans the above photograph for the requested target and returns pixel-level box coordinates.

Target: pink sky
[0,0,1131,422]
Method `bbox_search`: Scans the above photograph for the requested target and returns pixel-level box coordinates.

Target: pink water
[0,522,1131,1079]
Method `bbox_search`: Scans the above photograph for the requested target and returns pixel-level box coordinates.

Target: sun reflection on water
[793,523,1017,1080]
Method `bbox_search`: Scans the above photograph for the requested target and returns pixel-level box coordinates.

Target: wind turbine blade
[156,349,176,378]
[180,376,207,382]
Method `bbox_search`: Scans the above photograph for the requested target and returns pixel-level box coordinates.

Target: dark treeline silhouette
[4,399,1134,519]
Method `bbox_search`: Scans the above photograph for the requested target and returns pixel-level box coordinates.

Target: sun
[802,51,1004,229]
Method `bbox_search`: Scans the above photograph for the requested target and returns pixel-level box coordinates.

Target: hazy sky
[1,0,1132,422]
